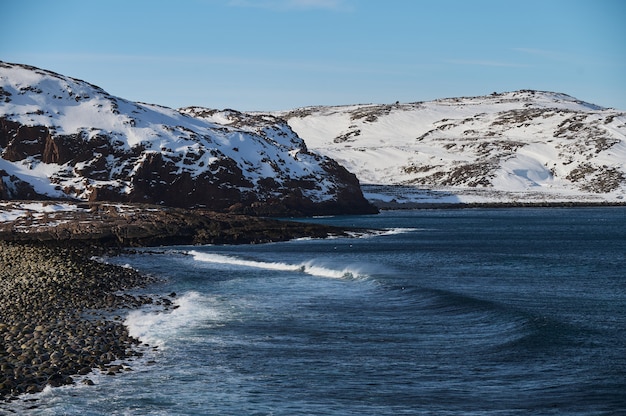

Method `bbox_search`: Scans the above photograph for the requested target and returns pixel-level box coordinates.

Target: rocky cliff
[0,62,376,216]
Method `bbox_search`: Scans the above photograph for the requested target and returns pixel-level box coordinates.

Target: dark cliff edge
[0,116,378,217]
[0,60,378,217]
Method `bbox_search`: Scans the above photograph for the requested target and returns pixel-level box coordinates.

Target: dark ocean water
[10,208,626,415]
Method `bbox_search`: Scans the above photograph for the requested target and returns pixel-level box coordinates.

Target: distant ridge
[272,90,626,206]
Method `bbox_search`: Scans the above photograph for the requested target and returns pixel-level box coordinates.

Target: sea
[7,207,626,415]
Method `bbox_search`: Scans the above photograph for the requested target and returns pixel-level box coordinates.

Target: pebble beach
[0,241,161,401]
[0,201,348,405]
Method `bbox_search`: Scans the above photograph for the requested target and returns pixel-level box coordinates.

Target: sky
[1,0,625,111]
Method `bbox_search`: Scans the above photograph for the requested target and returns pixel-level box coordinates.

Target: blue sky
[2,0,625,110]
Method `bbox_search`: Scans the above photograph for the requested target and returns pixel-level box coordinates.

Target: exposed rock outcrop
[0,170,43,200]
[0,62,376,216]
[0,201,348,246]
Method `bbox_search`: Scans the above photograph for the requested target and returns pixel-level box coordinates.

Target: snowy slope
[0,62,373,215]
[4,60,622,209]
[274,91,626,205]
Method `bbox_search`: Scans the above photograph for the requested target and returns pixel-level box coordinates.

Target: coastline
[370,200,626,210]
[1,200,624,404]
[0,240,161,401]
[0,202,350,404]
[360,184,626,210]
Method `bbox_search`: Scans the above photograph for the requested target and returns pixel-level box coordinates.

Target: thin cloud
[445,59,531,68]
[227,0,353,11]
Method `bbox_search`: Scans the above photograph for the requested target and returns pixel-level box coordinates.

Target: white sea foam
[347,227,419,238]
[189,250,366,280]
[377,227,420,236]
[125,291,223,348]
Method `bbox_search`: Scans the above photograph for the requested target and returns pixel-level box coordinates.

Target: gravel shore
[0,241,161,401]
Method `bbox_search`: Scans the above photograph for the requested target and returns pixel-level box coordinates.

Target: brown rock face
[0,62,377,216]
[0,117,376,216]
[125,152,256,210]
[0,202,351,246]
[1,121,46,162]
[0,170,43,200]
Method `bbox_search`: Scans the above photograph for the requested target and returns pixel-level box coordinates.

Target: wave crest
[125,291,223,348]
[189,251,366,280]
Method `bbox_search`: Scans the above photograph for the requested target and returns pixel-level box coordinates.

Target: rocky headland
[0,61,377,217]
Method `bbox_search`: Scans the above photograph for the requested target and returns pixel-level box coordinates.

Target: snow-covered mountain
[274,91,626,205]
[0,62,375,215]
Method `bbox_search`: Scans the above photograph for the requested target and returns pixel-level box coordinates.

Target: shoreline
[360,184,626,210]
[0,201,349,246]
[370,200,626,210]
[1,200,624,404]
[0,203,352,404]
[0,241,167,402]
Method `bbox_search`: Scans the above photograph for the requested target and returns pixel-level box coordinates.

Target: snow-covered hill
[0,62,374,215]
[3,61,623,210]
[275,91,626,205]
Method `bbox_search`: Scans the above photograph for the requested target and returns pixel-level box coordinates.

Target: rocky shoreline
[371,200,626,210]
[0,202,352,404]
[0,201,348,246]
[0,240,166,402]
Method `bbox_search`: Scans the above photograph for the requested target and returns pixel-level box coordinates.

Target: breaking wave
[189,250,367,280]
[125,291,223,348]
[347,227,420,238]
